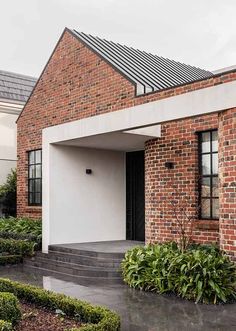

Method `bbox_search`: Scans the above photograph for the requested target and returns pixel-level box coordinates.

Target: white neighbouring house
[0,70,36,216]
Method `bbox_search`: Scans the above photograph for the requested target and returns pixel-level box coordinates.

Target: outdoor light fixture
[165,162,174,169]
[86,169,92,174]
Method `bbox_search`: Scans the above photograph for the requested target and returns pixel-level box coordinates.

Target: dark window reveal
[199,130,219,219]
[28,150,42,206]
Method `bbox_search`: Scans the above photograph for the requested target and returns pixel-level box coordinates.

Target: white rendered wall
[0,112,17,185]
[48,145,126,246]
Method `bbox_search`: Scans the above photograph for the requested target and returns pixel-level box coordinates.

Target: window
[28,150,42,206]
[199,130,218,219]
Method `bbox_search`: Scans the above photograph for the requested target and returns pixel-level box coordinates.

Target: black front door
[126,151,145,241]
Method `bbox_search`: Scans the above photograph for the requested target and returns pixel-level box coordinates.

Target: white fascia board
[43,80,236,144]
[0,99,23,115]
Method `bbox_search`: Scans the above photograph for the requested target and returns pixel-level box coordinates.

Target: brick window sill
[195,220,219,231]
[25,206,42,212]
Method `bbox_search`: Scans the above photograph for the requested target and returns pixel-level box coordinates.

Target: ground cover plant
[122,242,236,304]
[0,278,120,331]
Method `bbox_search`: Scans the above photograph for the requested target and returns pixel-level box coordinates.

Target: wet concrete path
[0,266,235,331]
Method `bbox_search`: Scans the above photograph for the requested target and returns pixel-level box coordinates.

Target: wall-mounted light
[165,162,174,169]
[86,169,92,174]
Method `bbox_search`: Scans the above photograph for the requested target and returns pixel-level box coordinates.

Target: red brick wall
[17,29,236,254]
[219,108,236,260]
[145,113,219,246]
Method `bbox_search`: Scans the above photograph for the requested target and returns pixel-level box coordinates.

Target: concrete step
[34,252,121,270]
[39,250,123,268]
[23,265,123,285]
[24,256,122,278]
[49,245,125,259]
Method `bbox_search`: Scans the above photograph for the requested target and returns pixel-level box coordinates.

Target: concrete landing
[50,240,144,254]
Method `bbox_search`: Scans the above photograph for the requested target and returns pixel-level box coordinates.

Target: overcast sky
[1,0,236,78]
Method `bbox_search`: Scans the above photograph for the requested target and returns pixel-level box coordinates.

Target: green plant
[122,243,236,304]
[0,218,41,238]
[0,218,42,248]
[0,170,16,217]
[0,279,120,330]
[0,320,12,331]
[0,239,35,257]
[0,292,21,325]
[0,256,22,266]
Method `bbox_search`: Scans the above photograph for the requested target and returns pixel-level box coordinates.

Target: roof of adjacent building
[71,29,213,95]
[0,70,37,103]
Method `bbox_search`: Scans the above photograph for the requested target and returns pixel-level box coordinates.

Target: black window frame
[28,149,42,206]
[198,129,219,220]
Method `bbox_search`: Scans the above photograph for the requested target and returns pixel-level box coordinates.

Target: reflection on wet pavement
[0,266,235,331]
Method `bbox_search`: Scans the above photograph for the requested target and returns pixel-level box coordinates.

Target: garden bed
[16,302,82,331]
[0,278,120,331]
[122,242,236,304]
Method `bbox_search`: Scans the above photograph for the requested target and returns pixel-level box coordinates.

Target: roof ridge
[0,69,37,81]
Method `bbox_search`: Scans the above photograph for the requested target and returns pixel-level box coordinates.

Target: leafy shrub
[0,239,35,257]
[0,278,120,331]
[0,170,16,218]
[0,320,12,331]
[0,292,21,325]
[0,218,41,239]
[0,218,42,249]
[122,243,236,304]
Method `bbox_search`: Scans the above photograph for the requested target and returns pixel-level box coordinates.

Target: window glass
[212,199,219,219]
[28,150,42,206]
[212,153,218,174]
[199,130,218,219]
[202,154,211,175]
[201,199,210,219]
[201,177,210,197]
[212,131,218,152]
[212,177,219,197]
[201,132,211,153]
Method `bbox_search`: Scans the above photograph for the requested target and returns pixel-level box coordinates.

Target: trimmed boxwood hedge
[0,320,12,331]
[0,292,21,325]
[0,278,120,331]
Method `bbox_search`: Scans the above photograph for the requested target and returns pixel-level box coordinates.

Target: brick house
[17,28,236,258]
[0,70,36,216]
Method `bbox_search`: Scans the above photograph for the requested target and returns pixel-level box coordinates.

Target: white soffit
[43,80,236,144]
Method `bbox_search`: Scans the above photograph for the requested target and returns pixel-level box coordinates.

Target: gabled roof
[71,29,213,95]
[0,70,37,103]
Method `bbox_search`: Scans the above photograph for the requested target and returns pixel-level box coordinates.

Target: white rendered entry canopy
[42,80,236,252]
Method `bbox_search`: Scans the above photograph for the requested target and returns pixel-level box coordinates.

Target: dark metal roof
[0,70,37,103]
[71,29,213,95]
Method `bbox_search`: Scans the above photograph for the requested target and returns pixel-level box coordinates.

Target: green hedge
[0,255,22,266]
[0,278,120,331]
[0,292,21,325]
[0,320,12,331]
[0,239,35,257]
[122,243,236,304]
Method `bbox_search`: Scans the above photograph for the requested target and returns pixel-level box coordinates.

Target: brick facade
[17,29,236,256]
[219,108,236,259]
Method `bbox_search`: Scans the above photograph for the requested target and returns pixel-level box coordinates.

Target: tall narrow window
[199,130,218,219]
[28,150,42,206]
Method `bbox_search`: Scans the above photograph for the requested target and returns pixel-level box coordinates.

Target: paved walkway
[0,266,235,330]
